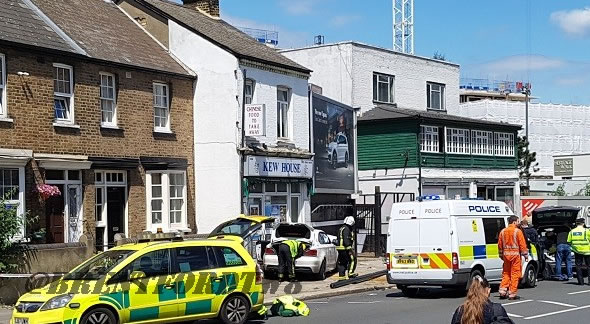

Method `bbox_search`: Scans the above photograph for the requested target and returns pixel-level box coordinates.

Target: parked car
[263,223,338,280]
[208,215,276,263]
[11,237,264,324]
[327,132,349,169]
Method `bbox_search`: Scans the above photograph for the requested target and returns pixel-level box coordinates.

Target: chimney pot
[182,0,220,18]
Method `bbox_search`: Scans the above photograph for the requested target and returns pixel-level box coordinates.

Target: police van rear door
[389,204,420,271]
[418,202,452,280]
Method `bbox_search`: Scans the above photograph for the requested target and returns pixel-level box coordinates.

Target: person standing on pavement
[555,224,573,281]
[336,216,357,281]
[498,216,529,300]
[276,240,308,282]
[567,218,590,286]
[451,276,514,324]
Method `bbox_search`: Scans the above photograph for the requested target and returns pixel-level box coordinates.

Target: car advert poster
[312,93,356,193]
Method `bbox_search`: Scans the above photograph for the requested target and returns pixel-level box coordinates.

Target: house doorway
[95,171,127,250]
[45,170,83,244]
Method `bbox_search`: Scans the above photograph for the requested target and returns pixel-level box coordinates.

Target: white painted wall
[169,21,242,233]
[452,100,590,177]
[282,42,460,113]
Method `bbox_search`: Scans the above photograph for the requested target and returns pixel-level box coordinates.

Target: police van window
[212,247,246,268]
[127,249,171,279]
[483,218,506,244]
[175,246,210,272]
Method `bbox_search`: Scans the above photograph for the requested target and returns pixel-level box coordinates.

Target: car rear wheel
[398,285,419,298]
[523,263,537,288]
[465,269,484,293]
[315,260,327,280]
[81,307,117,324]
[332,152,338,168]
[219,295,250,324]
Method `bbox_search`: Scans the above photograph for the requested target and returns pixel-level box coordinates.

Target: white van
[386,199,538,296]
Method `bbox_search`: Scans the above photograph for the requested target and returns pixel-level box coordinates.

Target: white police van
[386,197,538,296]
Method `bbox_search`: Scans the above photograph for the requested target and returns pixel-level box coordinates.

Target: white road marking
[507,313,524,318]
[347,301,382,304]
[538,300,577,308]
[307,302,329,304]
[502,299,533,306]
[568,289,590,295]
[524,304,590,320]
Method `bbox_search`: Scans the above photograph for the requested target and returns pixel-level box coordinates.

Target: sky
[173,1,590,105]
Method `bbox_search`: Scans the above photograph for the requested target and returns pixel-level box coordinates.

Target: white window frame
[495,132,515,157]
[146,171,188,233]
[277,87,290,139]
[0,167,25,240]
[445,127,470,154]
[420,125,439,153]
[153,82,170,133]
[245,79,254,105]
[373,72,395,104]
[53,63,74,124]
[427,82,445,111]
[0,53,6,118]
[99,72,117,127]
[471,130,494,156]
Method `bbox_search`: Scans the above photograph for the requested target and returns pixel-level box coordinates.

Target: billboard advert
[312,93,356,193]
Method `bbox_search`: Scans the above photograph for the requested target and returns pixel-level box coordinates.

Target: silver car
[263,223,338,280]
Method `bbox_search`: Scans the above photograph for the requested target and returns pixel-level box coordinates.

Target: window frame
[99,72,117,127]
[494,132,515,157]
[471,130,494,156]
[173,246,212,273]
[420,125,440,153]
[373,72,395,104]
[0,167,26,239]
[53,63,75,124]
[427,82,446,111]
[153,82,170,133]
[445,127,470,155]
[245,79,254,105]
[277,86,290,139]
[0,53,6,118]
[146,171,188,232]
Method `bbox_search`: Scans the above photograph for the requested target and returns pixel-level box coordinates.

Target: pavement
[260,279,590,324]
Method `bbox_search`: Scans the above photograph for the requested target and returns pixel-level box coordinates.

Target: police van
[386,198,538,296]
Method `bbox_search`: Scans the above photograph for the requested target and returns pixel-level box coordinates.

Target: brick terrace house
[0,0,196,248]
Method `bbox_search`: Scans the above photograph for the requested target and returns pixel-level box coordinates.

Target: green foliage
[433,51,446,61]
[517,136,539,180]
[574,182,590,196]
[552,183,567,196]
[0,191,25,273]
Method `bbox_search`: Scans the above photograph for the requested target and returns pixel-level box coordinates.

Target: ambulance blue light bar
[418,195,442,201]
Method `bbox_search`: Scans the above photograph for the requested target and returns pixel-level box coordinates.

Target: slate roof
[0,0,191,76]
[359,105,521,130]
[0,0,77,53]
[140,0,311,74]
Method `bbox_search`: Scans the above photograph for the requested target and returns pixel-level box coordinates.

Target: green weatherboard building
[357,106,521,210]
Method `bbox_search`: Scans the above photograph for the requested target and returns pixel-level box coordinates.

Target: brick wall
[0,46,195,240]
[183,0,220,17]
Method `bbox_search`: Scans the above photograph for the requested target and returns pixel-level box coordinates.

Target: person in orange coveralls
[498,215,529,300]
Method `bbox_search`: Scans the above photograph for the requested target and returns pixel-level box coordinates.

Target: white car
[327,132,349,169]
[263,223,338,280]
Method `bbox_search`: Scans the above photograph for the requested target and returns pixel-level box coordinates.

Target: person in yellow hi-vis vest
[337,216,357,281]
[568,218,590,286]
[276,240,308,282]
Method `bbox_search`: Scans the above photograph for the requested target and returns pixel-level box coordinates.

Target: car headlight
[40,294,74,311]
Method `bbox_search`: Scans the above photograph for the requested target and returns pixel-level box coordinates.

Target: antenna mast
[393,0,414,54]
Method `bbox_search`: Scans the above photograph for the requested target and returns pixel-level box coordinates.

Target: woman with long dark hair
[451,276,514,324]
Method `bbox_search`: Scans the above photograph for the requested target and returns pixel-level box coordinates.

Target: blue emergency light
[418,195,442,201]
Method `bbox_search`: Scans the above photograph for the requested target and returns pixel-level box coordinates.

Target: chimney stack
[182,0,220,18]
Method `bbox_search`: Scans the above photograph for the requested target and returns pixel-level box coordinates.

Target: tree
[552,183,567,196]
[517,136,539,182]
[433,51,446,61]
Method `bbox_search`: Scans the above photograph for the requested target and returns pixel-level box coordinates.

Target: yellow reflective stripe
[459,245,474,261]
[486,244,499,258]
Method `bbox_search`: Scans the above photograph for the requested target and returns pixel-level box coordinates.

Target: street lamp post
[522,84,531,188]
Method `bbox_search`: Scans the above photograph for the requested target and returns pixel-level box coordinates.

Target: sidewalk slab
[262,257,392,305]
[0,306,12,324]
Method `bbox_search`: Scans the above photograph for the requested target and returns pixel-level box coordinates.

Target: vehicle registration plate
[14,318,29,324]
[396,258,416,264]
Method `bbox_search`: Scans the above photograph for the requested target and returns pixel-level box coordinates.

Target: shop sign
[245,156,313,178]
[245,104,265,136]
[554,158,573,176]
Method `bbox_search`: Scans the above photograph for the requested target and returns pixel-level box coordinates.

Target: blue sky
[174,1,590,105]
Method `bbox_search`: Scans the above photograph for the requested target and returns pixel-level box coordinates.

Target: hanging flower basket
[36,184,61,201]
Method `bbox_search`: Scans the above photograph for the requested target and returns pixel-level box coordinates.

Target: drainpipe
[417,118,423,197]
[239,69,247,213]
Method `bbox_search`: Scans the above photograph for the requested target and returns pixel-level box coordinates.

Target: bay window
[495,132,515,156]
[471,130,494,155]
[146,171,187,232]
[446,128,470,154]
[420,125,439,153]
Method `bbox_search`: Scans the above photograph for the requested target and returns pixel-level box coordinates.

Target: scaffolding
[237,27,278,47]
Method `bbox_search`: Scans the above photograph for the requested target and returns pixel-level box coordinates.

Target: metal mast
[393,0,414,54]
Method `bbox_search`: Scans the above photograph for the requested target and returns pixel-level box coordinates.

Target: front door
[107,187,125,246]
[46,184,65,243]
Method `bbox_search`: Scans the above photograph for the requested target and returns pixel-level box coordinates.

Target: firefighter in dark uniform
[337,216,357,281]
[276,240,308,282]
